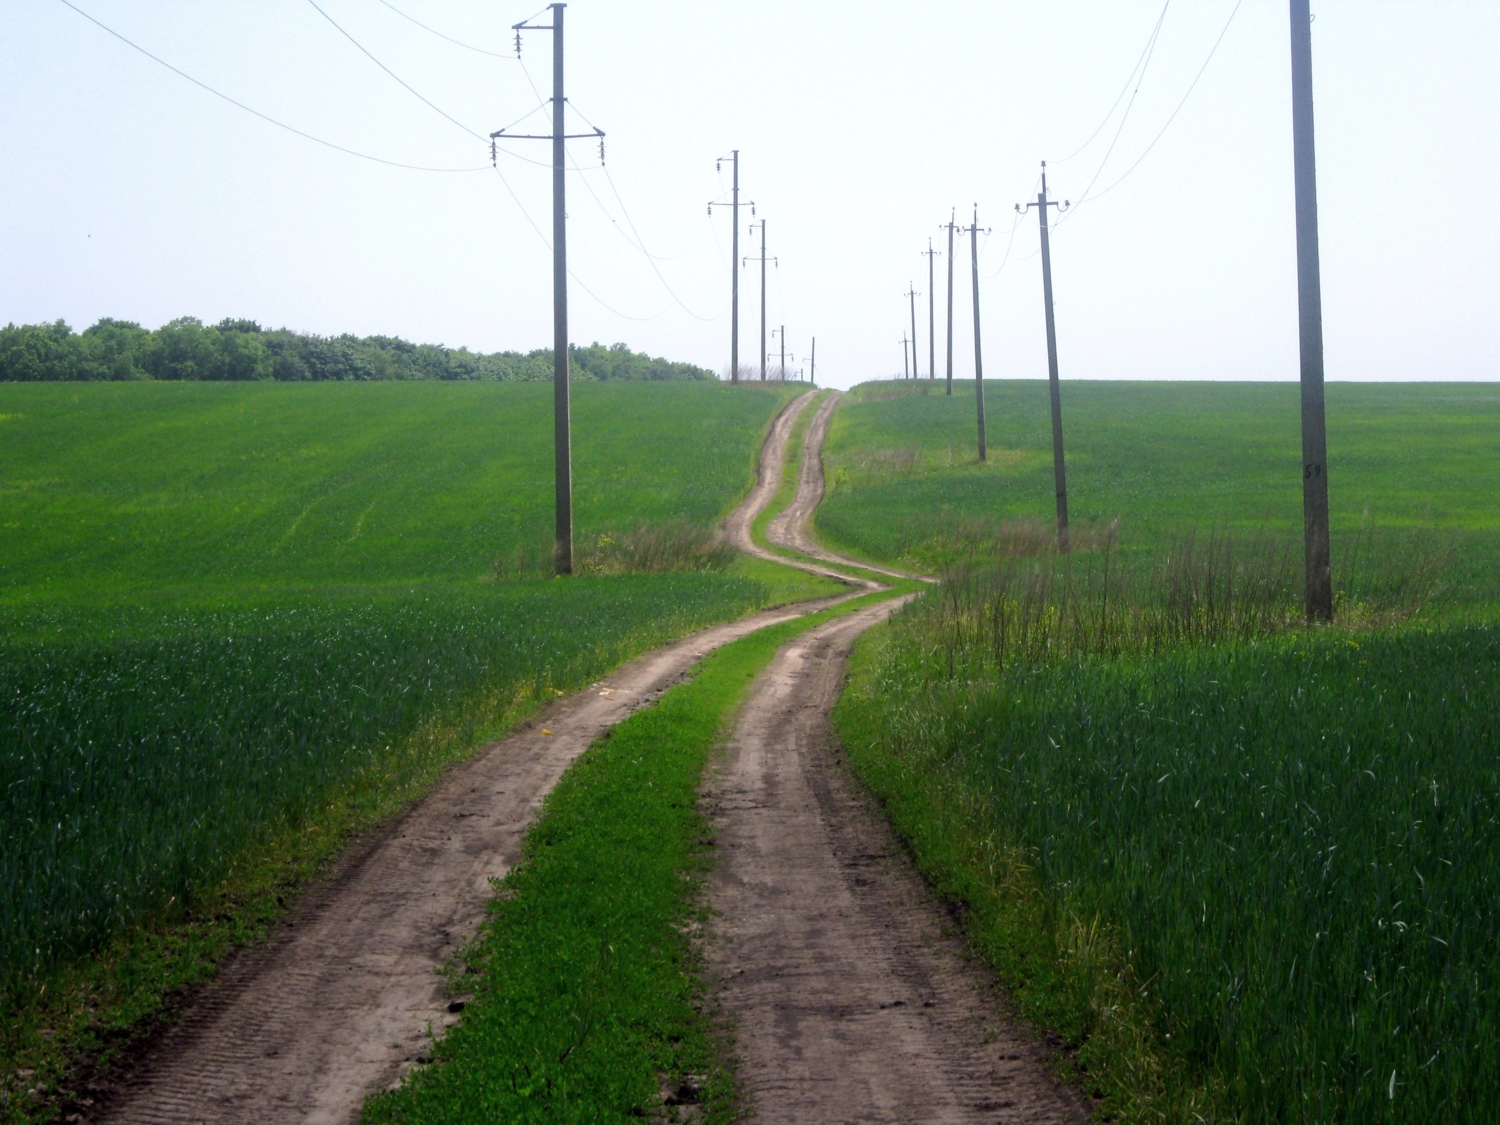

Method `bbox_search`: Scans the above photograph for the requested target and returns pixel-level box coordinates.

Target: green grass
[817,380,1500,604]
[364,590,891,1124]
[839,613,1500,1122]
[0,380,799,597]
[0,379,824,1116]
[824,381,1500,1121]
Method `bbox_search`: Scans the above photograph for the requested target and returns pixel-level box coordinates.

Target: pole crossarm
[491,129,602,140]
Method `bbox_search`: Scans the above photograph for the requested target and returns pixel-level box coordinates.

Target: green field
[829,380,1500,1121]
[818,380,1500,604]
[0,379,836,1095]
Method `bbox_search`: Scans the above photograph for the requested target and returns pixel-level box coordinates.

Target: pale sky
[2,1,1496,389]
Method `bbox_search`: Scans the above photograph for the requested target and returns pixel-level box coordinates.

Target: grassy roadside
[836,614,1500,1123]
[363,589,893,1124]
[0,381,818,1122]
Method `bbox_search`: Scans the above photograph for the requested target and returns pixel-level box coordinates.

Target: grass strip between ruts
[363,587,896,1124]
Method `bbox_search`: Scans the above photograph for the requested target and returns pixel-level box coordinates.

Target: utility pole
[943,210,957,396]
[744,220,774,382]
[708,151,753,384]
[771,325,786,380]
[905,283,920,382]
[809,336,816,386]
[922,239,939,380]
[1019,163,1071,553]
[964,208,989,461]
[494,3,603,576]
[901,333,910,379]
[1290,0,1332,622]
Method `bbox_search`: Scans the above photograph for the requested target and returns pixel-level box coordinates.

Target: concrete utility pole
[1019,163,1071,553]
[943,210,957,396]
[1290,0,1333,621]
[901,333,910,380]
[922,239,939,380]
[964,208,989,461]
[772,325,786,380]
[809,336,816,386]
[494,2,604,576]
[708,152,753,384]
[744,220,775,382]
[905,284,920,381]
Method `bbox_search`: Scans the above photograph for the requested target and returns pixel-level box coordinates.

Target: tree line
[0,317,715,383]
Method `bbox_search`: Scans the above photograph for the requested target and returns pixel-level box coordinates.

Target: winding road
[98,389,1083,1124]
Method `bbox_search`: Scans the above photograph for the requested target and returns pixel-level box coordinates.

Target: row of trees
[0,318,716,383]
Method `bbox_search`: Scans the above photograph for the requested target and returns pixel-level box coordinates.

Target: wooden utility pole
[495,3,603,575]
[964,208,988,461]
[1019,163,1071,553]
[1290,0,1332,621]
[943,210,957,396]
[923,239,939,380]
[905,284,920,382]
[744,220,774,382]
[708,151,752,384]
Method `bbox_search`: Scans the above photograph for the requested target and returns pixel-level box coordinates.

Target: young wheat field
[828,380,1500,1122]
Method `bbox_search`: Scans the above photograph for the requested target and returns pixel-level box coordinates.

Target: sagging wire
[1062,0,1245,219]
[55,0,490,172]
[488,165,672,322]
[1054,1,1172,166]
[305,0,486,142]
[372,0,514,59]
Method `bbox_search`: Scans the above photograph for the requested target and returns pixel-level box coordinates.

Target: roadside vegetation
[818,379,1500,607]
[363,591,889,1124]
[0,379,836,1118]
[829,380,1500,1121]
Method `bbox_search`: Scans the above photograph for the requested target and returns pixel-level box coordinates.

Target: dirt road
[98,391,839,1124]
[705,391,1087,1122]
[99,387,1082,1123]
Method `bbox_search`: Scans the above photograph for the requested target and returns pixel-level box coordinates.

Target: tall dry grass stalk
[915,526,1449,675]
[493,522,737,579]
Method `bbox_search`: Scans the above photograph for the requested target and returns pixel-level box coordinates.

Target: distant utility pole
[1290,0,1332,622]
[744,220,775,382]
[964,208,989,461]
[809,336,816,386]
[922,239,939,380]
[905,283,920,382]
[708,151,754,384]
[901,332,910,379]
[943,210,957,396]
[1019,163,1071,553]
[493,2,603,576]
[772,324,786,379]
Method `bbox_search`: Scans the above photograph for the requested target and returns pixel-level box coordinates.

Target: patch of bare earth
[701,601,1088,1124]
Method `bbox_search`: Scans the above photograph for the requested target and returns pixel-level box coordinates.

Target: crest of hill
[0,317,715,384]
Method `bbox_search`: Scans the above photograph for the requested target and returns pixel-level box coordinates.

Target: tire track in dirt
[95,390,842,1125]
[704,393,1089,1123]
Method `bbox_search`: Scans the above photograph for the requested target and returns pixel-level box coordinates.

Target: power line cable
[56,0,489,172]
[371,0,513,59]
[567,101,720,321]
[305,0,487,142]
[1065,0,1244,216]
[1054,1,1171,165]
[489,166,671,322]
[1063,5,1171,213]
